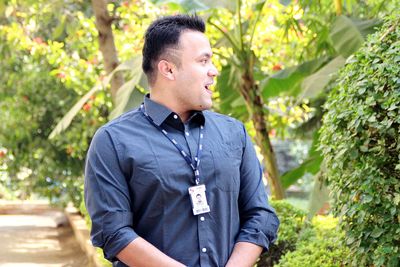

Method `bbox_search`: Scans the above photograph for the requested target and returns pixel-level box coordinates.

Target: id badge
[188,184,210,215]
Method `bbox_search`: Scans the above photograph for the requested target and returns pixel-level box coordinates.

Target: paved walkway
[0,201,89,267]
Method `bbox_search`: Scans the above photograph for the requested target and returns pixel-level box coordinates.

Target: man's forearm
[117,237,186,267]
[225,242,263,267]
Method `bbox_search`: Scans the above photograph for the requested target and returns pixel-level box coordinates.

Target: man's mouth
[204,84,213,95]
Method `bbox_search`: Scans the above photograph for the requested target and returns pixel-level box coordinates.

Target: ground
[0,200,89,267]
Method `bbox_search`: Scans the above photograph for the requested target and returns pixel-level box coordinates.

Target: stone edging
[64,206,104,267]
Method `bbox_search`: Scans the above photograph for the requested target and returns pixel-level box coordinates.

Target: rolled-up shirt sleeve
[235,124,280,250]
[84,127,138,261]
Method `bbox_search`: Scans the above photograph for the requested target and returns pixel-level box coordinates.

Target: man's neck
[150,91,191,123]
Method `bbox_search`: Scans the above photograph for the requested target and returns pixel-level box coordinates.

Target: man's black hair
[142,14,205,84]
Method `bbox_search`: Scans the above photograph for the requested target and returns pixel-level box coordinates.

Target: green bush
[257,200,306,267]
[319,14,400,267]
[276,216,349,267]
[257,201,349,267]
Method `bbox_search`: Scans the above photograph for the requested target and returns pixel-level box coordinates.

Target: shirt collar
[143,94,205,128]
[143,94,173,126]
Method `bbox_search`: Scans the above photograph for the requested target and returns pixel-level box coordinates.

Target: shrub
[257,200,306,267]
[319,14,400,267]
[276,216,349,267]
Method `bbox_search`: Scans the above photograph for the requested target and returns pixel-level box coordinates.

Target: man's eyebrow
[198,52,212,59]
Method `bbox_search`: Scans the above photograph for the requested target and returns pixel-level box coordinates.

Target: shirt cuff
[236,228,271,251]
[101,211,139,261]
[103,227,139,261]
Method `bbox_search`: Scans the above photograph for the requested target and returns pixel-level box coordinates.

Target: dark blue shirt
[84,96,279,266]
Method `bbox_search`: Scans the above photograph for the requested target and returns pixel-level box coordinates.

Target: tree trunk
[91,0,124,102]
[240,70,285,200]
[334,0,342,16]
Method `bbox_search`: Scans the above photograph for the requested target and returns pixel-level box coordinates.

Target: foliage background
[2,0,398,205]
[0,0,399,265]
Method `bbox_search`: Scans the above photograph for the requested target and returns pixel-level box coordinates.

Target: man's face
[172,30,218,112]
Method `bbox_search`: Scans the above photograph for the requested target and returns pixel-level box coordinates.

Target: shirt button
[185,132,190,136]
[173,114,178,119]
[200,216,205,221]
[202,248,207,253]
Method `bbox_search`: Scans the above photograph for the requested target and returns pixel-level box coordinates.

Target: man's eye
[201,59,208,64]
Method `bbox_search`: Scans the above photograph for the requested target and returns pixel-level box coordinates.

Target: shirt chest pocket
[211,144,242,192]
[131,153,163,187]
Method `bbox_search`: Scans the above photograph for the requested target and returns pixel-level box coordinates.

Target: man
[85,14,279,267]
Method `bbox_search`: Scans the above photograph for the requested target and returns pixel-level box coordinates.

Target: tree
[91,0,124,102]
[0,0,108,206]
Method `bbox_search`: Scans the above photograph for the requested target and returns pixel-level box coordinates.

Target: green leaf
[370,228,384,238]
[109,59,144,119]
[200,0,237,11]
[249,1,267,46]
[150,0,236,12]
[48,85,101,139]
[0,1,6,18]
[394,194,400,205]
[307,172,330,220]
[254,0,267,11]
[281,155,323,189]
[216,64,248,120]
[300,56,346,99]
[102,57,142,87]
[49,56,143,138]
[346,236,356,245]
[279,0,292,6]
[362,194,373,203]
[52,14,66,40]
[208,19,242,54]
[261,57,328,99]
[352,18,382,38]
[281,130,323,189]
[330,15,364,57]
[123,89,146,113]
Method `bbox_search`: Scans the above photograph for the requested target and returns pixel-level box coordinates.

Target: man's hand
[225,242,263,267]
[117,237,186,267]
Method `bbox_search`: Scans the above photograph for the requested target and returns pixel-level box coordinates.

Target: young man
[85,14,279,267]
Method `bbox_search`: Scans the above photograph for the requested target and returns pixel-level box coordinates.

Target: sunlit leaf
[261,57,328,99]
[102,57,141,87]
[249,1,267,45]
[109,78,142,119]
[48,85,101,139]
[49,56,143,138]
[194,0,236,12]
[150,0,208,12]
[216,64,248,120]
[123,89,146,113]
[330,15,363,57]
[0,1,6,18]
[300,56,346,99]
[52,14,66,39]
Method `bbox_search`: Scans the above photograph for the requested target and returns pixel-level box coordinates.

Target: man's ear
[157,60,175,81]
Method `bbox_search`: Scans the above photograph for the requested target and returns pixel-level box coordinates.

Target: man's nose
[208,64,219,77]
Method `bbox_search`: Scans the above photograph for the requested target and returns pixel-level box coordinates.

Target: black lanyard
[140,104,204,185]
